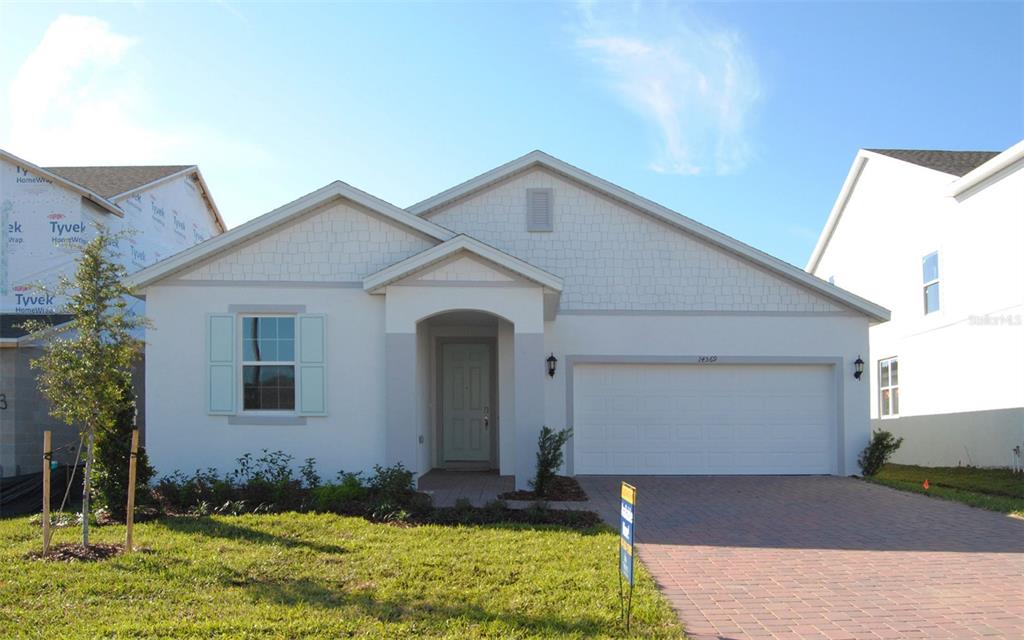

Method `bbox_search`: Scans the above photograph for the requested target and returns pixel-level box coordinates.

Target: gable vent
[526,188,553,232]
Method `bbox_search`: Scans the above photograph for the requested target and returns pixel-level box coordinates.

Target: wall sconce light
[854,356,864,380]
[546,353,558,378]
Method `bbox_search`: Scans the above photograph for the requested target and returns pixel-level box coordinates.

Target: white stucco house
[128,151,888,489]
[808,141,1024,468]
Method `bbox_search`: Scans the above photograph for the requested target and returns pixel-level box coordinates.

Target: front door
[441,342,492,464]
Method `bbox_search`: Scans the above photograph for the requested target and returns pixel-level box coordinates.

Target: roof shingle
[866,149,999,177]
[43,165,193,198]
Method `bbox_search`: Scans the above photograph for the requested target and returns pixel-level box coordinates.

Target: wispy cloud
[5,14,268,169]
[574,2,761,175]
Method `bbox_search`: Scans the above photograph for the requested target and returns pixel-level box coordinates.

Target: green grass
[0,513,682,639]
[870,463,1024,517]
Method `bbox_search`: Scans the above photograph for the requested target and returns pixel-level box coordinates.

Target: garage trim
[564,355,846,475]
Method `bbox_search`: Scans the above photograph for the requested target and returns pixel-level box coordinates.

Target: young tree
[24,224,148,545]
[93,377,155,522]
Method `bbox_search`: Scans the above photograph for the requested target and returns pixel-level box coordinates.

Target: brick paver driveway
[578,476,1024,640]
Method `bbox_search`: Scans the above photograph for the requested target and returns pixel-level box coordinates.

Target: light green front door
[441,343,492,463]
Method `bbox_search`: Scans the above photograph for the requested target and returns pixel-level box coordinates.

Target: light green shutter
[298,314,326,416]
[208,314,236,415]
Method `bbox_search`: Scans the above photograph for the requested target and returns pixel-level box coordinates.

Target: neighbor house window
[879,357,899,417]
[241,316,295,411]
[922,252,940,314]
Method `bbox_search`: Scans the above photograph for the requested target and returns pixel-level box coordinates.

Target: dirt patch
[498,476,589,502]
[26,542,124,562]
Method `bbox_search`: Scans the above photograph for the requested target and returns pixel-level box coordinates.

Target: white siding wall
[181,201,436,282]
[812,154,1024,419]
[426,168,841,313]
[811,153,1024,466]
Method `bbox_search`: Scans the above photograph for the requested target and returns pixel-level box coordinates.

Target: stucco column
[513,331,545,490]
[385,332,418,472]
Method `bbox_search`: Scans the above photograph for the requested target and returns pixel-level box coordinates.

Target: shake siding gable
[180,200,437,283]
[424,169,843,313]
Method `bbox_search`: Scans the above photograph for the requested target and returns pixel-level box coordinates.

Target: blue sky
[0,1,1020,266]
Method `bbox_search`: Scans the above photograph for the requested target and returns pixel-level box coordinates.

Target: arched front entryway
[420,310,507,473]
[381,284,548,490]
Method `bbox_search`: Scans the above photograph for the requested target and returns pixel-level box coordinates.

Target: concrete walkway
[579,475,1024,640]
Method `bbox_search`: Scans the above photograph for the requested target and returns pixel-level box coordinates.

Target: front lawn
[0,513,682,638]
[871,463,1024,517]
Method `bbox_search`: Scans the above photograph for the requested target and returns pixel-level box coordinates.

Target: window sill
[228,415,307,426]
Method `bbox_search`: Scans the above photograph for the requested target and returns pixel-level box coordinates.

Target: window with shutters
[241,316,296,411]
[526,188,553,232]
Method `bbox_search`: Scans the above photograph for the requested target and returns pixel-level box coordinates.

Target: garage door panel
[573,363,835,475]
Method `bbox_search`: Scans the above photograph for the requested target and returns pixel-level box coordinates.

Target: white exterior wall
[426,168,841,313]
[145,282,388,478]
[544,313,871,476]
[812,152,1024,466]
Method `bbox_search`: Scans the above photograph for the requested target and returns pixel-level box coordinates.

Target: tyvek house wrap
[0,158,220,315]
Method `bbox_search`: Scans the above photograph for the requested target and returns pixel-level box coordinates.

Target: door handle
[483,406,490,429]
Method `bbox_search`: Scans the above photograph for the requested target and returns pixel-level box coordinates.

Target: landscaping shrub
[154,456,433,518]
[859,430,904,477]
[531,426,572,497]
[299,458,321,489]
[310,472,367,514]
[92,384,155,522]
[229,450,306,511]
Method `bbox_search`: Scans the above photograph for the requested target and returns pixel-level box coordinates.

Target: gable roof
[126,179,455,291]
[866,149,999,177]
[44,165,193,198]
[364,234,564,293]
[45,164,227,232]
[409,150,889,323]
[807,142,1021,273]
[0,148,124,217]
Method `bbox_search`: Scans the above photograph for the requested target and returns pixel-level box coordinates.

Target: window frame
[922,251,940,315]
[239,314,297,414]
[878,356,899,418]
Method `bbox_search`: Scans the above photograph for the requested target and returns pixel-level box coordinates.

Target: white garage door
[573,363,836,475]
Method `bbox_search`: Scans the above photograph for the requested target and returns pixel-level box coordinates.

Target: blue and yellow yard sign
[618,482,637,631]
[619,482,636,585]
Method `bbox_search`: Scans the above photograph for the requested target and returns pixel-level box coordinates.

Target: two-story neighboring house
[0,148,225,478]
[808,142,1024,468]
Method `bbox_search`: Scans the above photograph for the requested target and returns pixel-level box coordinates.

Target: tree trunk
[81,430,95,546]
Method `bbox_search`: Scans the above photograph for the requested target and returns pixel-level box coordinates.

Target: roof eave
[948,138,1024,199]
[0,148,124,217]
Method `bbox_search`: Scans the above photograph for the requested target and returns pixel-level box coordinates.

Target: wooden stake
[42,431,52,554]
[125,429,139,553]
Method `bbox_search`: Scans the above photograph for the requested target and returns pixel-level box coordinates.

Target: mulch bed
[25,542,124,562]
[416,506,602,529]
[498,475,589,502]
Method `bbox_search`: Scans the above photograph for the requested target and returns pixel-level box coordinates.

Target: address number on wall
[697,356,718,364]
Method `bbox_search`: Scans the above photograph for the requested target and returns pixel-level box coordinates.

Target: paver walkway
[579,475,1024,640]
